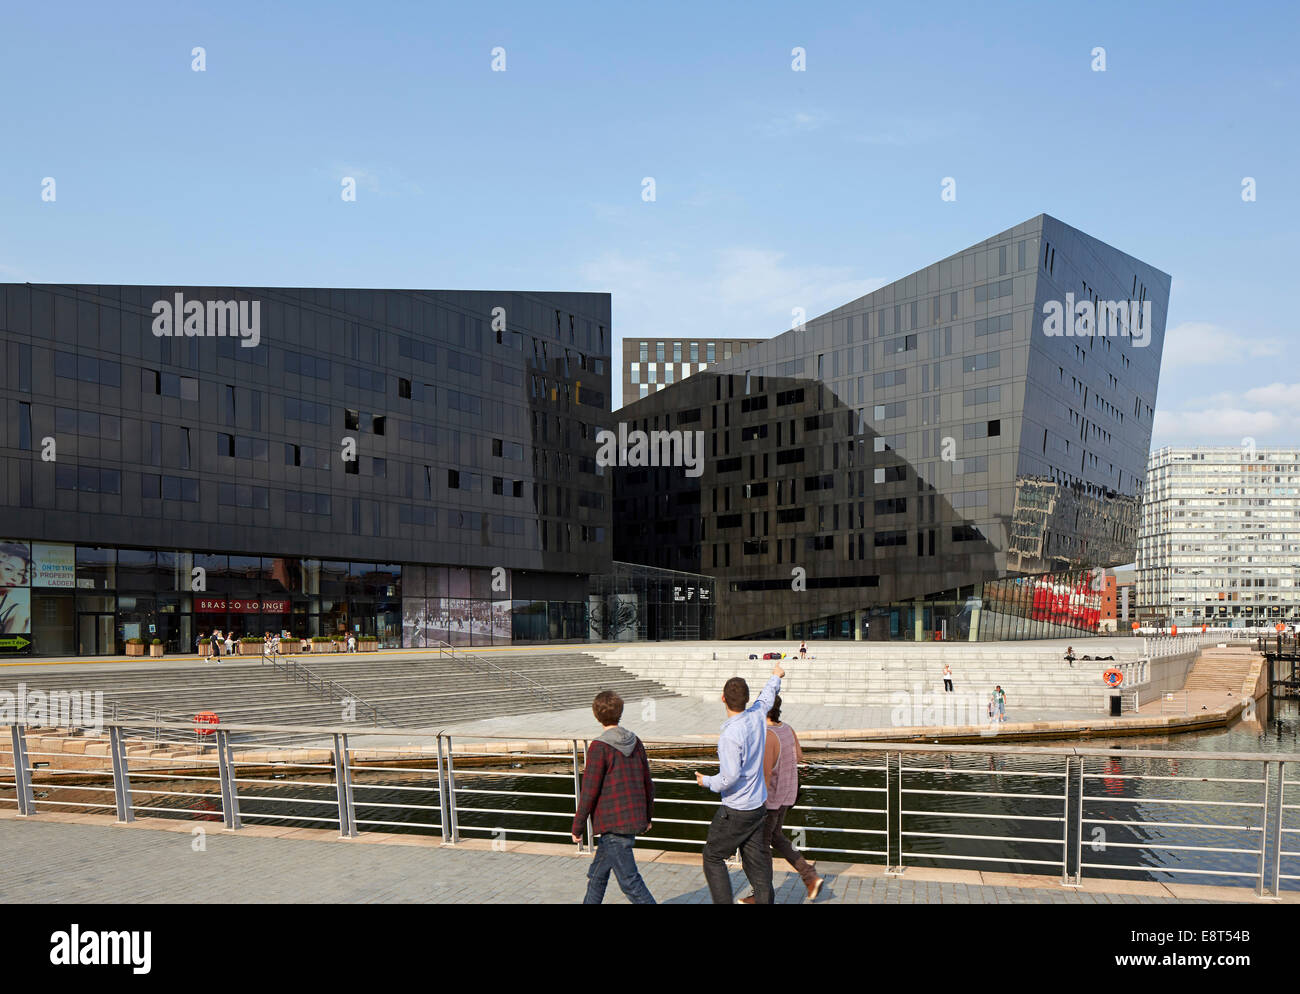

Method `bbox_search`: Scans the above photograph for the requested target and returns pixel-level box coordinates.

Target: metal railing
[1157,690,1190,715]
[261,653,386,726]
[430,640,555,709]
[2,720,1294,898]
[1141,633,1224,658]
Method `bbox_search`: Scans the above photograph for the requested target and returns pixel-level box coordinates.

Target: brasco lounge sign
[195,598,290,613]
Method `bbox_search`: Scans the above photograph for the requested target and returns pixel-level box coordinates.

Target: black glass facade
[613,215,1170,640]
[0,283,613,656]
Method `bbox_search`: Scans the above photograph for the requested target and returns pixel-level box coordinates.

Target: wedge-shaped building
[613,215,1170,640]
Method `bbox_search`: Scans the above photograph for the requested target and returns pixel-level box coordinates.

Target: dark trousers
[702,804,772,904]
[584,833,655,904]
[766,805,818,886]
[943,678,953,692]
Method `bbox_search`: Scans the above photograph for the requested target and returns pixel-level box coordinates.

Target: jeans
[584,833,655,904]
[765,805,819,886]
[702,804,773,904]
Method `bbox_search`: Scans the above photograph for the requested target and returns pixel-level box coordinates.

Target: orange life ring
[1103,669,1123,688]
[194,711,220,736]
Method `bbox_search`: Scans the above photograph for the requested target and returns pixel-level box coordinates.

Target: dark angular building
[0,284,612,656]
[613,215,1170,640]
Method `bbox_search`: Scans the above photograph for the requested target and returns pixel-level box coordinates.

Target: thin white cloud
[1160,321,1284,367]
[759,109,831,137]
[583,248,885,406]
[1154,381,1300,447]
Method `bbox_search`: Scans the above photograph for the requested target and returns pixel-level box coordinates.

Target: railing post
[435,734,449,844]
[1269,761,1285,898]
[1062,755,1084,885]
[108,725,134,823]
[9,725,35,816]
[1075,753,1087,884]
[444,735,460,843]
[571,739,586,852]
[1258,759,1284,899]
[215,729,242,830]
[333,732,358,839]
[885,751,904,875]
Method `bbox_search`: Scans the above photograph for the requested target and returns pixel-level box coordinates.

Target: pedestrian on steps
[943,663,954,692]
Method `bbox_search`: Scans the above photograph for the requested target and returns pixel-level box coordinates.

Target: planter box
[198,643,212,657]
[125,643,145,656]
[149,645,165,658]
[359,640,378,652]
[239,643,264,656]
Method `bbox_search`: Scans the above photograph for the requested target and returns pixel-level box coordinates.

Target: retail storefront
[0,539,614,657]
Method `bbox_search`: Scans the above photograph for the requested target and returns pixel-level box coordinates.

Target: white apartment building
[1137,446,1300,626]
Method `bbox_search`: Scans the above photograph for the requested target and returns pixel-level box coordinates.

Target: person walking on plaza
[736,695,824,903]
[799,640,807,659]
[571,690,656,904]
[994,684,1007,722]
[942,663,954,693]
[695,661,784,904]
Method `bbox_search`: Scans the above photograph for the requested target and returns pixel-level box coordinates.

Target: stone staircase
[589,641,1146,711]
[0,652,677,736]
[1182,645,1262,698]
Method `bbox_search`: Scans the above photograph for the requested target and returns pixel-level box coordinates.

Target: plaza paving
[1,811,1279,905]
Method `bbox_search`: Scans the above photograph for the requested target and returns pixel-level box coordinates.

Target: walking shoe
[806,875,825,901]
[737,895,755,904]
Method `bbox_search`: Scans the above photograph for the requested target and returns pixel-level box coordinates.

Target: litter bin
[1109,695,1122,717]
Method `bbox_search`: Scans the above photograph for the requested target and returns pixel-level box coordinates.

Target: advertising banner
[31,543,76,588]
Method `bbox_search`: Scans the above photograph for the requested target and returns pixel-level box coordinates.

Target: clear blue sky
[2,1,1296,439]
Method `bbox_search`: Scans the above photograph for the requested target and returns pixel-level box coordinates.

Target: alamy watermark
[0,683,104,735]
[1042,293,1151,348]
[595,423,705,478]
[151,294,261,348]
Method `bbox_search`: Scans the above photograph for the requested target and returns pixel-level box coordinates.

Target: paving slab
[0,812,1273,905]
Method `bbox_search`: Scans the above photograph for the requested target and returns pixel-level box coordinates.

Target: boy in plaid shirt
[571,690,656,904]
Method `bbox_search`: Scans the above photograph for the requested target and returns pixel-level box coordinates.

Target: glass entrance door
[78,613,117,655]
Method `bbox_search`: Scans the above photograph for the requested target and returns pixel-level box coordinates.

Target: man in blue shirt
[695,661,784,903]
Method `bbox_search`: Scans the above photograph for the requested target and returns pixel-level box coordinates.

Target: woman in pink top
[741,694,825,902]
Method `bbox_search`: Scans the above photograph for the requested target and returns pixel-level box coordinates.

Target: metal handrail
[1157,690,1190,715]
[429,640,555,709]
[260,652,387,726]
[3,719,1294,897]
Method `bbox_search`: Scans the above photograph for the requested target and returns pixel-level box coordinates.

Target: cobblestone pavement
[0,818,1231,904]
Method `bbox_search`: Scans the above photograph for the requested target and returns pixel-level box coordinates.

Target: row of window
[638,341,736,363]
